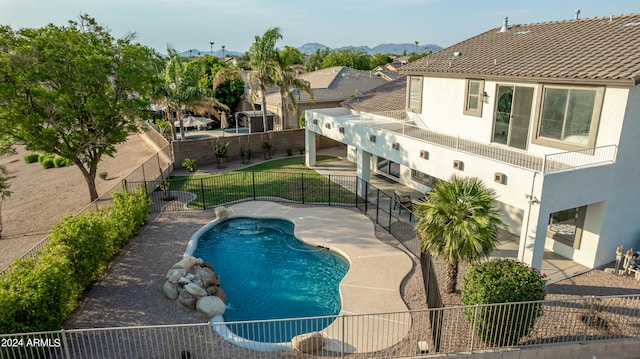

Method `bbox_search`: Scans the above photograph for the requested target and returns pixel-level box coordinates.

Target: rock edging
[163,255,227,318]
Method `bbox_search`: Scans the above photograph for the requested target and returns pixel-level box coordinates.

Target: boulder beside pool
[197,296,226,317]
[292,332,324,353]
[214,206,229,220]
[163,256,226,319]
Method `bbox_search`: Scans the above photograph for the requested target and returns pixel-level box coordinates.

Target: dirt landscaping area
[0,133,157,271]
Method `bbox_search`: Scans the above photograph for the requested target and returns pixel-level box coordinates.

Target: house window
[547,206,587,249]
[464,79,484,117]
[407,76,423,112]
[377,157,400,178]
[411,170,438,188]
[534,85,603,149]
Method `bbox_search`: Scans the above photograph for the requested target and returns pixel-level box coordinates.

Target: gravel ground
[62,205,640,358]
[0,133,156,270]
[3,136,640,356]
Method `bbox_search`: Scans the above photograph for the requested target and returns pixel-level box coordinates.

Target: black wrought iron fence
[124,171,421,255]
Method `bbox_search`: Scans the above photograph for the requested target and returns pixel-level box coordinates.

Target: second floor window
[535,85,603,149]
[464,79,484,117]
[408,76,423,112]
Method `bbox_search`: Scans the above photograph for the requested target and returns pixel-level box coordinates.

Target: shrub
[38,154,53,164]
[214,140,229,159]
[23,153,40,163]
[48,212,114,286]
[462,258,547,346]
[98,171,108,180]
[286,148,293,156]
[41,158,55,169]
[0,247,74,333]
[0,190,150,334]
[109,190,150,245]
[182,158,198,172]
[53,157,67,168]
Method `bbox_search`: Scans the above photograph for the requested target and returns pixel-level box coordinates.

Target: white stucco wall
[596,85,640,267]
[306,77,636,269]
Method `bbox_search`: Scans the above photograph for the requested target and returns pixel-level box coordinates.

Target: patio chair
[393,190,412,214]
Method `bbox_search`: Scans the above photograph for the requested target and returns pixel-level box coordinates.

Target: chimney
[499,17,509,32]
[574,9,580,20]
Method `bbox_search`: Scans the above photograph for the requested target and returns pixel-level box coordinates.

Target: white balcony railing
[333,111,617,174]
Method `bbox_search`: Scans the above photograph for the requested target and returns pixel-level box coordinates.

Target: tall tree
[414,175,506,293]
[272,53,313,129]
[247,27,282,132]
[279,46,304,67]
[370,53,393,68]
[0,15,162,202]
[0,165,13,239]
[154,47,228,140]
[321,48,371,70]
[304,47,330,72]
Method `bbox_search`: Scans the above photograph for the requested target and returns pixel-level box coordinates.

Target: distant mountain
[298,43,330,54]
[298,42,443,55]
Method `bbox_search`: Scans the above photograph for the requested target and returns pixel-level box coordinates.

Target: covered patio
[311,146,590,284]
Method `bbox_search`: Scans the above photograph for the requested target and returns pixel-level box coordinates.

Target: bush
[182,158,198,172]
[53,157,67,168]
[286,148,293,156]
[0,247,74,333]
[23,153,39,163]
[98,171,108,180]
[0,190,150,334]
[48,212,114,286]
[37,154,54,163]
[462,258,547,346]
[41,158,55,169]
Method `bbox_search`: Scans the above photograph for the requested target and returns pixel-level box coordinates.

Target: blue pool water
[194,217,349,342]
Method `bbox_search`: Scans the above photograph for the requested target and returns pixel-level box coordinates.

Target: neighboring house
[261,66,391,130]
[305,13,640,270]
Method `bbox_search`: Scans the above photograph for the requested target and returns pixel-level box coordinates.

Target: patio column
[518,201,546,270]
[356,149,370,195]
[305,128,316,167]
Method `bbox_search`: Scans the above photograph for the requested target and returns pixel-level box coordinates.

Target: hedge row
[0,190,150,334]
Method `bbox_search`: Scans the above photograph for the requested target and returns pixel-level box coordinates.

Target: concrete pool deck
[222,201,414,353]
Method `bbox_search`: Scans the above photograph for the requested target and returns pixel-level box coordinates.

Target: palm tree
[414,175,506,293]
[0,165,13,239]
[154,47,228,140]
[272,53,314,130]
[247,27,282,132]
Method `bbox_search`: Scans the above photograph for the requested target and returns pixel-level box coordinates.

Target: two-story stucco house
[304,14,640,271]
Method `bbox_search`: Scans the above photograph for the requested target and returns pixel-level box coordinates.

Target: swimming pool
[194,217,349,342]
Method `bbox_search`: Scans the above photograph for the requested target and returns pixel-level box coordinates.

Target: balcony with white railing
[309,109,618,175]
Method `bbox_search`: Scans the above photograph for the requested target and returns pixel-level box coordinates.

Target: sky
[0,0,638,55]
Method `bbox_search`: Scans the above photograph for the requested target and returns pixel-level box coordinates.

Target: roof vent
[499,17,509,32]
[574,9,580,20]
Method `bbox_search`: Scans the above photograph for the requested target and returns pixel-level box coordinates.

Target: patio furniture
[393,190,412,214]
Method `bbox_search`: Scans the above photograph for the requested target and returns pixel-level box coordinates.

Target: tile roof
[343,75,407,113]
[401,13,640,86]
[265,66,388,105]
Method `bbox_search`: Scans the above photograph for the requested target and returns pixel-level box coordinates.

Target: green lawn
[169,155,360,209]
